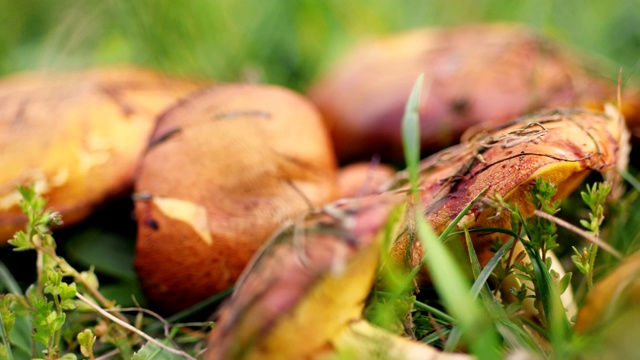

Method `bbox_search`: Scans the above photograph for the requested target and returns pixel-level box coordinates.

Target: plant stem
[587,245,598,291]
[52,294,63,357]
[533,210,621,259]
[76,293,196,360]
[0,312,14,360]
[38,247,128,323]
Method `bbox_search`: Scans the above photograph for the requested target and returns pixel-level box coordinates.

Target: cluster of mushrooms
[1,23,639,358]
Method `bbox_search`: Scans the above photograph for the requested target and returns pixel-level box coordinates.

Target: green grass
[1,0,640,90]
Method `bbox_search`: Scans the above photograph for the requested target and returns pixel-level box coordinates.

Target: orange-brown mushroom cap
[390,107,622,277]
[134,84,338,313]
[0,67,203,242]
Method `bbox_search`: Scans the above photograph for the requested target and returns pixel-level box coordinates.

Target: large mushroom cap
[0,67,203,242]
[309,23,628,163]
[134,83,339,313]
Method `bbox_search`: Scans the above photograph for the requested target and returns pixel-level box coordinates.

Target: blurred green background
[1,0,639,92]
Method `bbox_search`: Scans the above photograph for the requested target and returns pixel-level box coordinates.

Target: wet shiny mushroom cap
[0,67,203,242]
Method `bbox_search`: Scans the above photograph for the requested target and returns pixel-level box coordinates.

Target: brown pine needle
[76,293,197,360]
[533,210,622,259]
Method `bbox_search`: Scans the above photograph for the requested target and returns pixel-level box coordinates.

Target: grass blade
[0,262,22,295]
[145,288,233,333]
[438,187,489,242]
[445,232,513,351]
[399,79,499,356]
[0,311,14,360]
[401,74,425,189]
[517,210,571,357]
[620,169,640,192]
[470,238,514,299]
[413,300,455,323]
[415,212,501,358]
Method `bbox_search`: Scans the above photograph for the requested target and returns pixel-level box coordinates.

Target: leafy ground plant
[0,186,211,360]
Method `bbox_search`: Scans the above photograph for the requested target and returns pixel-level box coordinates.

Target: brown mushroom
[0,67,203,242]
[204,105,622,359]
[309,23,636,163]
[390,107,623,278]
[134,84,338,313]
[206,193,481,359]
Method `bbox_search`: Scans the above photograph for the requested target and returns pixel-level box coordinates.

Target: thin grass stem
[533,210,621,259]
[76,293,196,360]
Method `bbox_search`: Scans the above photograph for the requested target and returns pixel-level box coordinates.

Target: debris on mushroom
[309,23,637,163]
[390,107,623,279]
[0,67,203,242]
[134,84,339,313]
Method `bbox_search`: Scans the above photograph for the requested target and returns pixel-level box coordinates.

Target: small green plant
[5,186,80,359]
[30,269,78,359]
[572,182,612,291]
[1,186,208,359]
[77,329,96,360]
[526,178,561,263]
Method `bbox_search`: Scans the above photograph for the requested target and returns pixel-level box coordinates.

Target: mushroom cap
[206,194,399,359]
[390,107,622,276]
[134,84,338,313]
[0,67,203,242]
[309,23,622,163]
